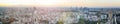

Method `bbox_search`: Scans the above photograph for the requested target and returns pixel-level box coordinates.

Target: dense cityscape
[0,7,120,24]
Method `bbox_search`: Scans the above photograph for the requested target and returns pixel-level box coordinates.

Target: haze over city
[0,0,120,7]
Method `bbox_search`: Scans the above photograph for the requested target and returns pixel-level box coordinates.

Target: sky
[0,0,120,7]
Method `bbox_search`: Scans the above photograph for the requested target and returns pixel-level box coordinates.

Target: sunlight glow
[36,0,61,5]
[0,0,80,6]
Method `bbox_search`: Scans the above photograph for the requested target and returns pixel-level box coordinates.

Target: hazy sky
[85,0,120,6]
[0,0,120,7]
